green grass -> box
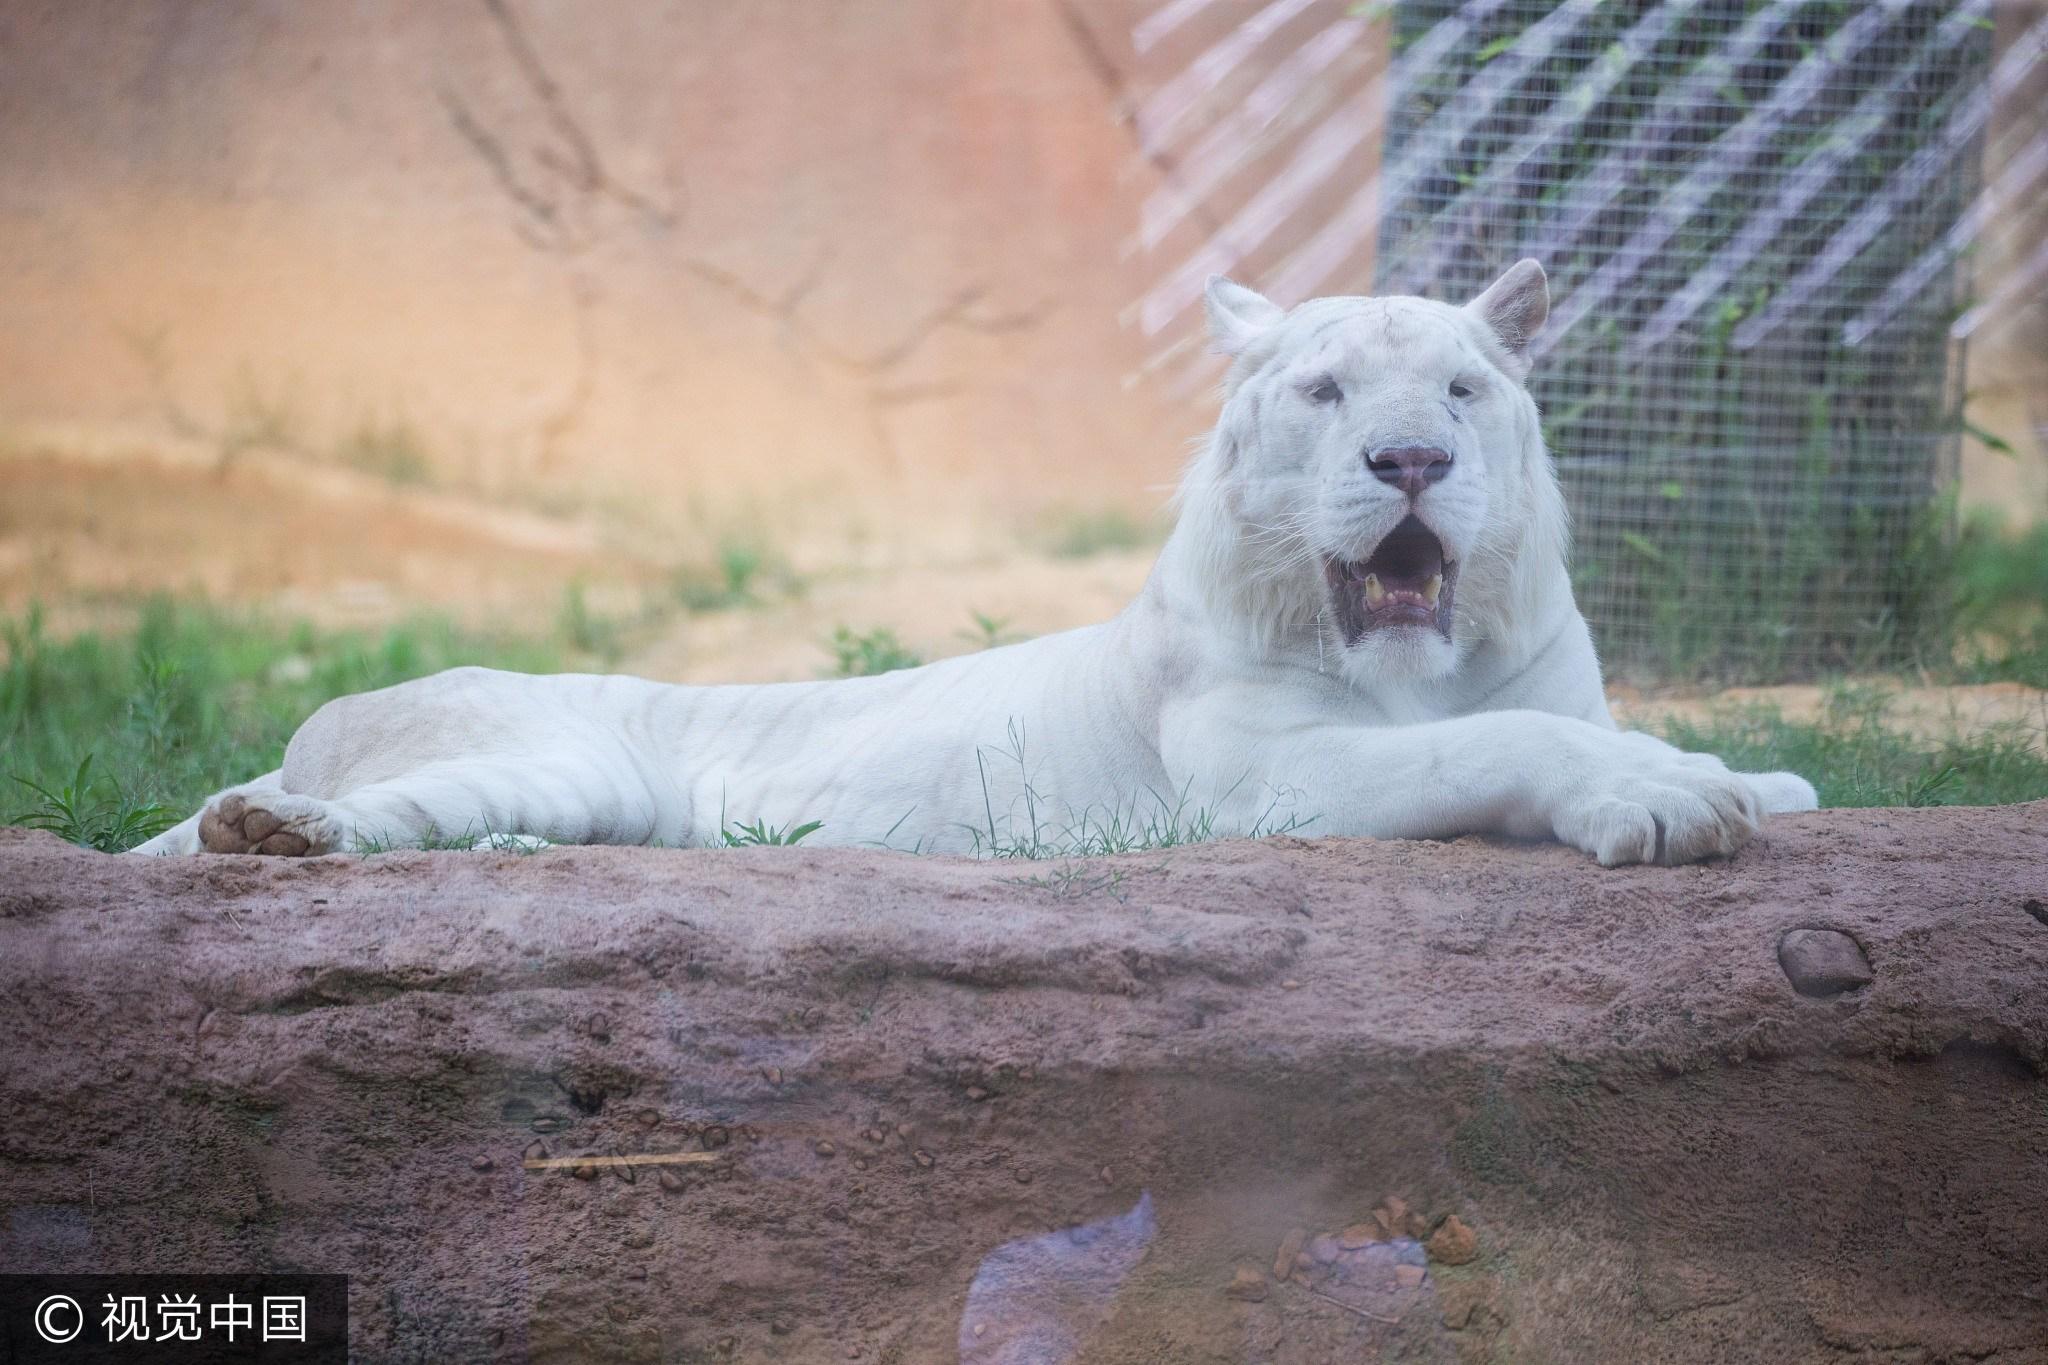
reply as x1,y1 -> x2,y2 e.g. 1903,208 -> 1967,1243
671,535 -> 800,613
2,598 -> 570,851
824,625 -> 923,678
1656,684 -> 2048,809
1946,517 -> 2048,688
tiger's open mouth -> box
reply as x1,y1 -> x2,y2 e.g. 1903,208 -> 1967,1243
1325,515 -> 1458,643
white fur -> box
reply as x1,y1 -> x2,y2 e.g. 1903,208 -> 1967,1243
135,263 -> 1816,866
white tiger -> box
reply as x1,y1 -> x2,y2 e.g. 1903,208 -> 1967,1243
135,261 -> 1816,865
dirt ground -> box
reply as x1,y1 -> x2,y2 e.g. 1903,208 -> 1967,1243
2,804 -> 2044,1363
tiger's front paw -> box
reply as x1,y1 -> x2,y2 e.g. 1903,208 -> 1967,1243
1553,747 -> 1762,867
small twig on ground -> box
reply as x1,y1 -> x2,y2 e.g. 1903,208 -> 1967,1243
1297,1282 -> 1402,1325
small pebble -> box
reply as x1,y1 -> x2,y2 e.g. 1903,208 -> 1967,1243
965,1085 -> 990,1102
762,1067 -> 783,1085
1273,1227 -> 1307,1282
1280,979 -> 1302,990
658,1168 -> 686,1193
896,1123 -> 913,1138
1778,928 -> 1873,997
864,1127 -> 886,1144
571,1161 -> 600,1182
1396,1264 -> 1426,1289
814,1140 -> 837,1157
635,1108 -> 662,1128
471,1154 -> 495,1172
1426,1215 -> 1478,1266
770,1318 -> 793,1336
624,1266 -> 647,1281
522,1141 -> 549,1164
585,1012 -> 611,1042
531,1116 -> 565,1135
1309,1234 -> 1342,1263
701,1125 -> 731,1151
853,1159 -> 869,1172
1338,1223 -> 1379,1249
1224,1267 -> 1268,1302
913,1149 -> 936,1169
1098,1166 -> 1114,1185
1014,1169 -> 1033,1184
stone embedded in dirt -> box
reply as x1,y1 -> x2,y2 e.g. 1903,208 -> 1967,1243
522,1140 -> 548,1164
657,1168 -> 685,1193
814,1139 -> 837,1157
913,1148 -> 935,1169
863,1127 -> 886,1143
1309,1234 -> 1342,1263
470,1154 -> 494,1172
585,1011 -> 612,1043
571,1159 -> 600,1181
1778,929 -> 1874,997
1427,1215 -> 1479,1266
634,1107 -> 661,1128
1339,1223 -> 1380,1249
530,1116 -> 565,1135
1396,1263 -> 1427,1289
701,1125 -> 730,1150
1014,1169 -> 1033,1184
1274,1227 -> 1307,1281
1224,1266 -> 1268,1301
762,1066 -> 783,1085
1374,1196 -> 1408,1234
965,1085 -> 990,1101
854,1159 -> 869,1172
1098,1166 -> 1114,1184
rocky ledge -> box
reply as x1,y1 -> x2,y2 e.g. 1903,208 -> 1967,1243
2,805 -> 2045,1363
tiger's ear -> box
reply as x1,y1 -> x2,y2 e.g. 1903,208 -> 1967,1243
1204,275 -> 1284,357
1466,258 -> 1548,376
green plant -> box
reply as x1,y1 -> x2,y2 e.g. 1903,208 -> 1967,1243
11,756 -> 174,852
958,610 -> 1025,650
1944,515 -> 2048,687
719,818 -> 824,847
556,583 -> 626,662
672,536 -> 797,612
825,625 -> 923,678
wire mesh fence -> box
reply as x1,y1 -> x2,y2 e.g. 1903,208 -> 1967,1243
1372,0 -> 1998,681
1127,0 -> 2041,683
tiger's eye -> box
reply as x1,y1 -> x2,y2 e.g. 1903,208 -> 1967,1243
1307,378 -> 1341,404
1449,381 -> 1474,400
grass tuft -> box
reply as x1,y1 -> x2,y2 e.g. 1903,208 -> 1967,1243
825,625 -> 923,678
1656,684 -> 2048,809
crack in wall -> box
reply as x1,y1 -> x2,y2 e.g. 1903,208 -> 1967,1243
437,0 -> 680,470
682,257 -> 1051,477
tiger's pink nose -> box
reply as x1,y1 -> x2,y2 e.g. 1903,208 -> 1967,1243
1367,445 -> 1453,497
